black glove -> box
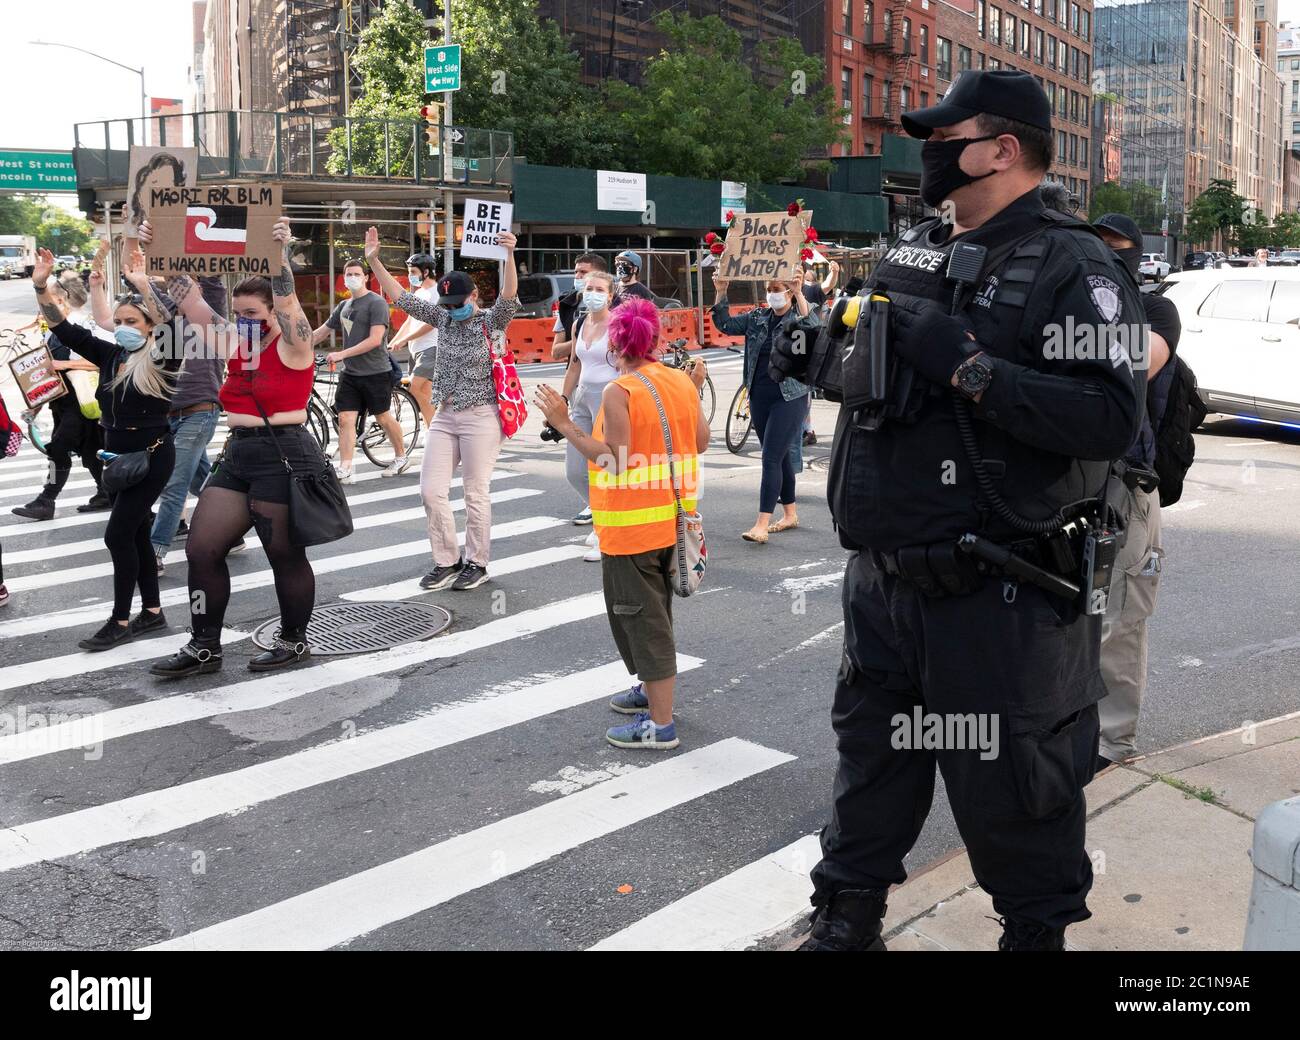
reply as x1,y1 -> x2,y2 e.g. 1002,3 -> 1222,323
768,311 -> 819,383
889,298 -> 977,387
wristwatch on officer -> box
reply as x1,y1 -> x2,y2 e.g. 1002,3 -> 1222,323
954,351 -> 995,399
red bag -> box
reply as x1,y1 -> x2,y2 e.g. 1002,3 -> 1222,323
0,393 -> 22,458
486,324 -> 527,438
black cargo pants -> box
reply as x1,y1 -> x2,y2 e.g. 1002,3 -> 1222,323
810,550 -> 1105,930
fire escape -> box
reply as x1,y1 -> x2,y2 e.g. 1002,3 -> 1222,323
862,0 -> 914,132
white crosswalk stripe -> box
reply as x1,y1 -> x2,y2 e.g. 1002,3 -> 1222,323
146,739 -> 793,951
0,656 -> 704,873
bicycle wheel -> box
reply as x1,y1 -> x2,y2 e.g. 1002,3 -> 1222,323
725,383 -> 753,454
699,375 -> 716,425
360,386 -> 422,468
23,414 -> 51,456
306,398 -> 332,455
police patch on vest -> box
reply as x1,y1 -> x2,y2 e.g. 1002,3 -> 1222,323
1086,275 -> 1123,323
884,244 -> 947,273
973,275 -> 998,309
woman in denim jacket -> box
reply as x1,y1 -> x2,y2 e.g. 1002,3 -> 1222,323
710,276 -> 814,543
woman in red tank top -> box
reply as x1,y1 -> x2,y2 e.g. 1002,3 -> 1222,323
146,217 -> 330,678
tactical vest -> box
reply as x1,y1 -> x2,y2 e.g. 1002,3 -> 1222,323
828,207 -> 1136,552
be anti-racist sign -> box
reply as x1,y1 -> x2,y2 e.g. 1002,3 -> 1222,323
459,198 -> 512,262
8,344 -> 67,409
146,184 -> 283,276
717,210 -> 812,281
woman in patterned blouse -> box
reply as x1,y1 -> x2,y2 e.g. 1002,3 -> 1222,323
364,226 -> 519,592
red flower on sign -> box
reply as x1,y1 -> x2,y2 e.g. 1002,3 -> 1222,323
704,232 -> 717,245
799,247 -> 813,261
724,210 -> 735,223
805,226 -> 819,243
710,242 -> 725,255
787,202 -> 801,216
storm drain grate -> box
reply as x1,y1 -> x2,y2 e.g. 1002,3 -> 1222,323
251,602 -> 453,656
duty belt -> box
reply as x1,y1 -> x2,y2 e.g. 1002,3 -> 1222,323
868,535 -> 1078,602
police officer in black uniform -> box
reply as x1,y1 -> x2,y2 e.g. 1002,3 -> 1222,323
789,71 -> 1146,951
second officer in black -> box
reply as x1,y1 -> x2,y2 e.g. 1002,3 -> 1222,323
793,71 -> 1146,950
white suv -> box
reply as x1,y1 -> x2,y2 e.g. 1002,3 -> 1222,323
1138,253 -> 1171,282
1159,268 -> 1300,426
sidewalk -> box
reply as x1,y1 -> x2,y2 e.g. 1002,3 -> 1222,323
780,712 -> 1300,951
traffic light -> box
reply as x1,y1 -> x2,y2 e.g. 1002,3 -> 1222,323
421,103 -> 442,156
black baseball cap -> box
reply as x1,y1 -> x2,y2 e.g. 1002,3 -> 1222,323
901,70 -> 1053,139
436,270 -> 475,306
1092,213 -> 1143,248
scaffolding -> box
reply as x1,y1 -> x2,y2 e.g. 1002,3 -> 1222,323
283,0 -> 383,116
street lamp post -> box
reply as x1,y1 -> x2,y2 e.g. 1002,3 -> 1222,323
29,39 -> 147,131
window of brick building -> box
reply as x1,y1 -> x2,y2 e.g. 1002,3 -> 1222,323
1048,36 -> 1056,68
978,0 -> 986,37
1021,22 -> 1030,56
1005,13 -> 1015,49
990,6 -> 1000,44
865,1 -> 874,43
864,72 -> 874,115
843,0 -> 853,34
959,45 -> 972,71
938,37 -> 953,80
903,17 -> 913,53
921,24 -> 929,63
1034,27 -> 1043,62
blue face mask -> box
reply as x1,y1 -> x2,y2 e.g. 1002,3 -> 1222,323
582,290 -> 609,312
449,302 -> 474,321
236,316 -> 267,341
114,326 -> 148,351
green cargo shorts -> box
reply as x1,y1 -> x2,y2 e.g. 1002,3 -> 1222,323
601,546 -> 678,682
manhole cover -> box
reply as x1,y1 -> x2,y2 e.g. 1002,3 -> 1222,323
807,455 -> 831,472
251,602 -> 452,656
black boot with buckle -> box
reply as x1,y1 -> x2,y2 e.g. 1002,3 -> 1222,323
150,632 -> 223,678
797,888 -> 889,951
248,628 -> 312,673
997,916 -> 1067,951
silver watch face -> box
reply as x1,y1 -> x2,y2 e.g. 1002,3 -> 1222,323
959,359 -> 990,393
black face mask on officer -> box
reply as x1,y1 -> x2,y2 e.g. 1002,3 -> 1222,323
919,134 -> 997,208
1112,245 -> 1142,278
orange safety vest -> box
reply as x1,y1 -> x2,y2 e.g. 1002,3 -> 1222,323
589,362 -> 701,555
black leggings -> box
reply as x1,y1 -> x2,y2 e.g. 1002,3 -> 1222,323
103,431 -> 174,621
43,408 -> 103,500
186,486 -> 315,640
749,376 -> 805,514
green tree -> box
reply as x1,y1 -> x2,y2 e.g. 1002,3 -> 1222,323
608,12 -> 846,186
452,0 -> 627,169
326,0 -> 428,178
1185,178 -> 1247,249
1088,181 -> 1132,220
0,195 -> 46,235
36,210 -> 94,255
1271,210 -> 1300,248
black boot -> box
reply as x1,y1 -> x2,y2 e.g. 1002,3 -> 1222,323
12,495 -> 56,521
77,491 -> 112,513
129,608 -> 168,637
150,633 -> 223,678
248,628 -> 312,673
797,888 -> 889,951
997,916 -> 1067,951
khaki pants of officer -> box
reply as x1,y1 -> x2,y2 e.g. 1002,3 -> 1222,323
1099,486 -> 1163,762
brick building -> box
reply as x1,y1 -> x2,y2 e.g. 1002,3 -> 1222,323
936,0 -> 1095,205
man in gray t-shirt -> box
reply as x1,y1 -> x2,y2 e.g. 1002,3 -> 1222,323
310,258 -> 409,478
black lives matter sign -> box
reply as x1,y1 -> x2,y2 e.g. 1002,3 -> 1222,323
146,184 -> 283,276
717,211 -> 812,281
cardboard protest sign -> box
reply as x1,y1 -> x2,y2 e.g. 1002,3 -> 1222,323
460,198 -> 512,261
145,184 -> 283,277
717,210 -> 813,281
125,146 -> 198,237
8,345 -> 67,409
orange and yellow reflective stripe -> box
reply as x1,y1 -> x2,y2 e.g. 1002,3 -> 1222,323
589,455 -> 699,490
590,499 -> 698,527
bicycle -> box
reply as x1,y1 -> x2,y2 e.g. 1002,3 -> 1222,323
660,338 -> 716,425
307,356 -> 422,468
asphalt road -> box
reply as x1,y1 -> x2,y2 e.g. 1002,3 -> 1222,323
0,274 -> 1297,950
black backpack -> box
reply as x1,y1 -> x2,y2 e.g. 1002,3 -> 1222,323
1151,355 -> 1207,507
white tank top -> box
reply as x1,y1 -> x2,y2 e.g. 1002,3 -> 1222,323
574,319 -> 619,386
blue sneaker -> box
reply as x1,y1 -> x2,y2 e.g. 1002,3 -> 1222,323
606,711 -> 679,750
610,682 -> 649,715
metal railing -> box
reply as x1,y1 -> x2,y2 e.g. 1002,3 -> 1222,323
72,110 -> 514,190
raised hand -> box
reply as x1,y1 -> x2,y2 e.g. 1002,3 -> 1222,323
364,226 -> 380,261
136,220 -> 154,245
272,217 -> 292,244
33,248 -> 55,287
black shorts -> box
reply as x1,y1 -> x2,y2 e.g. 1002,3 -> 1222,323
205,425 -> 325,504
336,371 -> 393,417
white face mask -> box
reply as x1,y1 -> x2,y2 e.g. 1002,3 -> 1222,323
766,291 -> 790,310
573,275 -> 587,293
344,275 -> 366,292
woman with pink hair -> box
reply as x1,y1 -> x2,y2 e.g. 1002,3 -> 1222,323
535,298 -> 711,749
